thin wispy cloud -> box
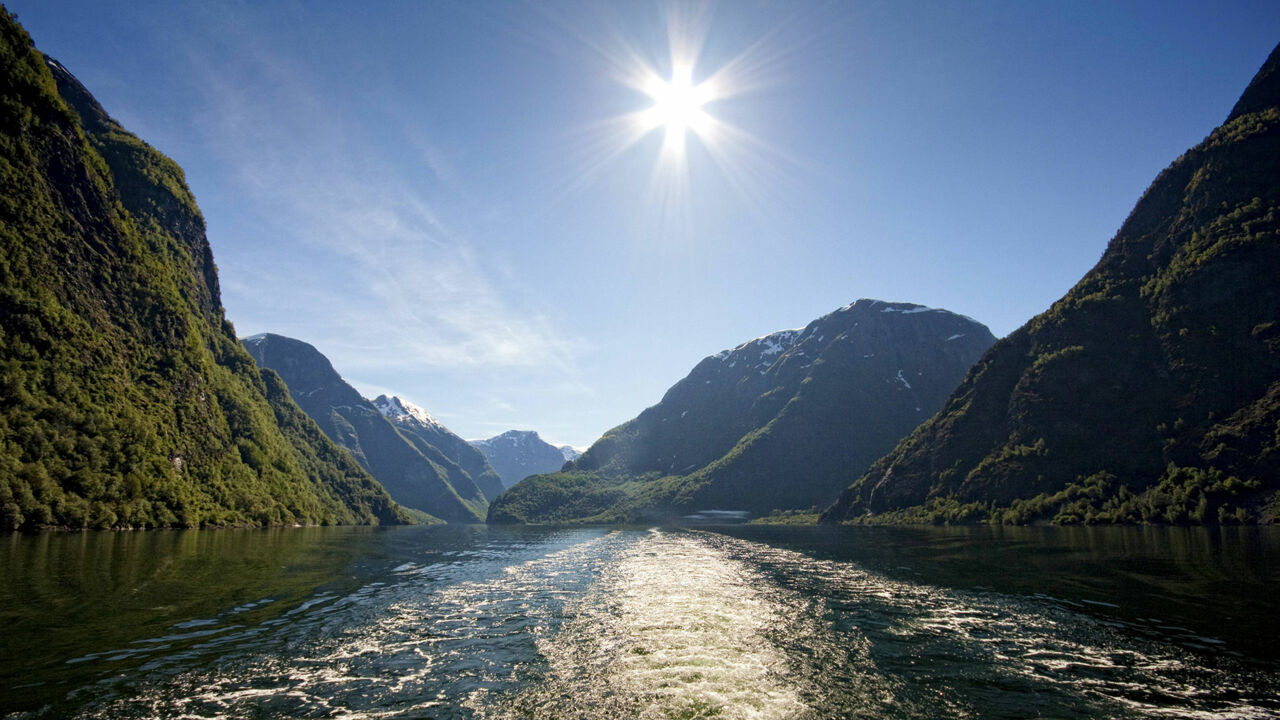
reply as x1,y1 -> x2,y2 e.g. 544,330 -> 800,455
171,10 -> 584,377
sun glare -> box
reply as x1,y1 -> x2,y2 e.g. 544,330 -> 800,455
641,68 -> 714,153
548,3 -> 799,216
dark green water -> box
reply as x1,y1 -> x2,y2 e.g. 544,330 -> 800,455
1,524 -> 1277,718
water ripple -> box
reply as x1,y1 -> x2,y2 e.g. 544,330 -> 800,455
27,527 -> 1280,720
702,530 -> 1280,719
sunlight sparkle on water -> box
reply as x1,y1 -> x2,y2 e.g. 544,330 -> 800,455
517,530 -> 809,719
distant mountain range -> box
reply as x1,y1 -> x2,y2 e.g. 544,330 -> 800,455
471,430 -> 573,488
0,15 -> 406,530
824,43 -> 1280,525
488,300 -> 995,523
243,334 -> 500,523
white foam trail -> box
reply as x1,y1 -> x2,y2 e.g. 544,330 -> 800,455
69,528 -> 1280,719
506,530 -> 808,719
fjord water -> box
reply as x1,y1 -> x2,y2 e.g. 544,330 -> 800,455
2,525 -> 1278,719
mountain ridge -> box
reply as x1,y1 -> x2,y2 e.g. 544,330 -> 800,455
373,394 -> 506,502
824,43 -> 1280,525
488,299 -> 995,523
471,430 -> 572,489
242,333 -> 488,523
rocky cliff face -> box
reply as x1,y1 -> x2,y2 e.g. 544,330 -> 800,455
488,300 -> 994,523
825,44 -> 1280,525
471,430 -> 570,488
0,12 -> 405,530
243,334 -> 487,523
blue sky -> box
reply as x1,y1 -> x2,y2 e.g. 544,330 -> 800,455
10,1 -> 1279,448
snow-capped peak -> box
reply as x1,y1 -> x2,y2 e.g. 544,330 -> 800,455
372,394 -> 440,429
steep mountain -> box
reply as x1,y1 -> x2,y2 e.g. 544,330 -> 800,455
0,13 -> 407,529
559,445 -> 583,462
371,394 -> 505,501
242,334 -> 486,523
488,300 -> 994,523
824,44 -> 1280,526
472,430 -> 572,488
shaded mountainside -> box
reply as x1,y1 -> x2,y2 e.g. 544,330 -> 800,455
372,394 -> 505,502
242,334 -> 487,522
489,300 -> 994,523
825,44 -> 1280,526
0,13 -> 407,530
471,430 -> 571,488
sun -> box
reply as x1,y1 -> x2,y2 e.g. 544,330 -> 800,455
555,3 -> 793,207
642,68 -> 713,137
639,67 -> 716,157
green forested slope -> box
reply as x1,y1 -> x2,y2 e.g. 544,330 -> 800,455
824,44 -> 1280,526
0,11 -> 407,529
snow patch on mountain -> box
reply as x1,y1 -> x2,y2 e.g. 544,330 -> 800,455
833,298 -> 982,326
372,394 -> 441,429
711,327 -> 804,370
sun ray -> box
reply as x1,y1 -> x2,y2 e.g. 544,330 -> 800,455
516,2 -> 844,227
